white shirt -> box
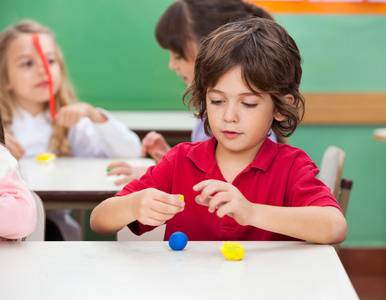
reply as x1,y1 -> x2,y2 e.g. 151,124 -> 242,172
10,107 -> 141,158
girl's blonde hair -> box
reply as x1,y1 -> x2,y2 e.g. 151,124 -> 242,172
0,20 -> 78,156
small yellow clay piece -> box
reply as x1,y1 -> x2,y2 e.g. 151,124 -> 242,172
36,153 -> 56,163
220,242 -> 244,261
179,195 -> 184,201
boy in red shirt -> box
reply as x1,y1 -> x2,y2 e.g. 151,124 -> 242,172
91,18 -> 347,244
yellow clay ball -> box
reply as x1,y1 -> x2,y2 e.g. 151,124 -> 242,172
220,242 -> 244,261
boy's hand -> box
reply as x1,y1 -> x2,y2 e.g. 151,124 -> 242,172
106,160 -> 147,185
56,103 -> 107,128
131,188 -> 185,226
141,131 -> 171,162
193,180 -> 252,226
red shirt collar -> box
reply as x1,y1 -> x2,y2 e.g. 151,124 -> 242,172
187,137 -> 278,173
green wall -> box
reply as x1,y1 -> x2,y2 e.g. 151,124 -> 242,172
1,1 -> 385,246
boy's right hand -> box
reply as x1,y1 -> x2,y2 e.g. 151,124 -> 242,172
141,131 -> 171,162
131,188 -> 185,226
4,132 -> 25,160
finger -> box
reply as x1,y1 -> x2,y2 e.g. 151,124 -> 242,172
138,199 -> 184,226
195,194 -> 212,207
107,167 -> 132,176
151,150 -> 165,162
151,199 -> 184,215
216,202 -> 232,219
193,179 -> 221,192
114,177 -> 132,186
207,192 -> 230,213
194,180 -> 228,205
107,160 -> 130,169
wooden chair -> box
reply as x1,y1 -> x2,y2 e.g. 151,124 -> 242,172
24,192 -> 46,241
333,178 -> 353,252
319,146 -> 353,252
337,178 -> 353,218
318,146 -> 346,199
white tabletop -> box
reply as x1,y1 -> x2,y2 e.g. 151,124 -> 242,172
111,110 -> 196,131
0,241 -> 358,300
18,157 -> 155,210
374,128 -> 386,142
19,157 -> 154,192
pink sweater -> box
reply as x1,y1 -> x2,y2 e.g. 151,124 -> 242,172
0,146 -> 36,240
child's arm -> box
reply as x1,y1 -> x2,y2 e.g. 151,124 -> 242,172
0,169 -> 36,239
141,131 -> 171,162
106,161 -> 147,185
194,180 -> 347,244
90,188 -> 185,236
4,132 -> 25,160
61,102 -> 141,158
56,102 -> 107,128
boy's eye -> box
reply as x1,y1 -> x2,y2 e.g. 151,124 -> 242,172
210,100 -> 223,105
47,58 -> 56,65
242,102 -> 257,108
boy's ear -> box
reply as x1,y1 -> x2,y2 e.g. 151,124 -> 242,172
274,94 -> 294,122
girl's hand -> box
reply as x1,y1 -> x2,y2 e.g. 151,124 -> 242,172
141,131 -> 171,162
193,180 -> 252,226
131,188 -> 185,226
4,132 -> 25,159
56,102 -> 107,128
106,160 -> 147,185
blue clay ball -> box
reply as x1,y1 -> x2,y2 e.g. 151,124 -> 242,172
168,232 -> 188,250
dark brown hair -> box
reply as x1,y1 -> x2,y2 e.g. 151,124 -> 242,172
185,18 -> 305,139
155,0 -> 273,60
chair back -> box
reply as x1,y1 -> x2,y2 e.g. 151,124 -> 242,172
333,178 -> 353,252
337,178 -> 353,217
319,146 -> 346,198
24,192 -> 46,241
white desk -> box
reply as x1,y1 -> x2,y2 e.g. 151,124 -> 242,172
111,111 -> 195,145
111,110 -> 195,131
373,128 -> 386,142
0,241 -> 358,300
19,157 -> 155,210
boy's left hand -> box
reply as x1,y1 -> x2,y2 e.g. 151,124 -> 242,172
193,180 -> 252,226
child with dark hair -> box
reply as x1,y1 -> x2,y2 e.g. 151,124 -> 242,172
107,0 -> 275,184
91,18 -> 347,244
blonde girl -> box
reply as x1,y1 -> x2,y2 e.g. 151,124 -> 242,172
0,20 -> 141,240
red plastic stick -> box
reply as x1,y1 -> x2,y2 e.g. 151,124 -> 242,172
32,34 -> 56,120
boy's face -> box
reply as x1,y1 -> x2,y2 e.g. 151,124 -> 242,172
206,66 -> 282,159
6,33 -> 62,114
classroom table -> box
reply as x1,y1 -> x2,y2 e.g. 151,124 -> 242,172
0,241 -> 358,300
19,157 -> 155,210
373,128 -> 386,142
18,157 -> 155,237
111,110 -> 195,145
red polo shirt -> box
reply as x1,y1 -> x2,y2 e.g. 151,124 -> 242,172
117,138 -> 341,241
